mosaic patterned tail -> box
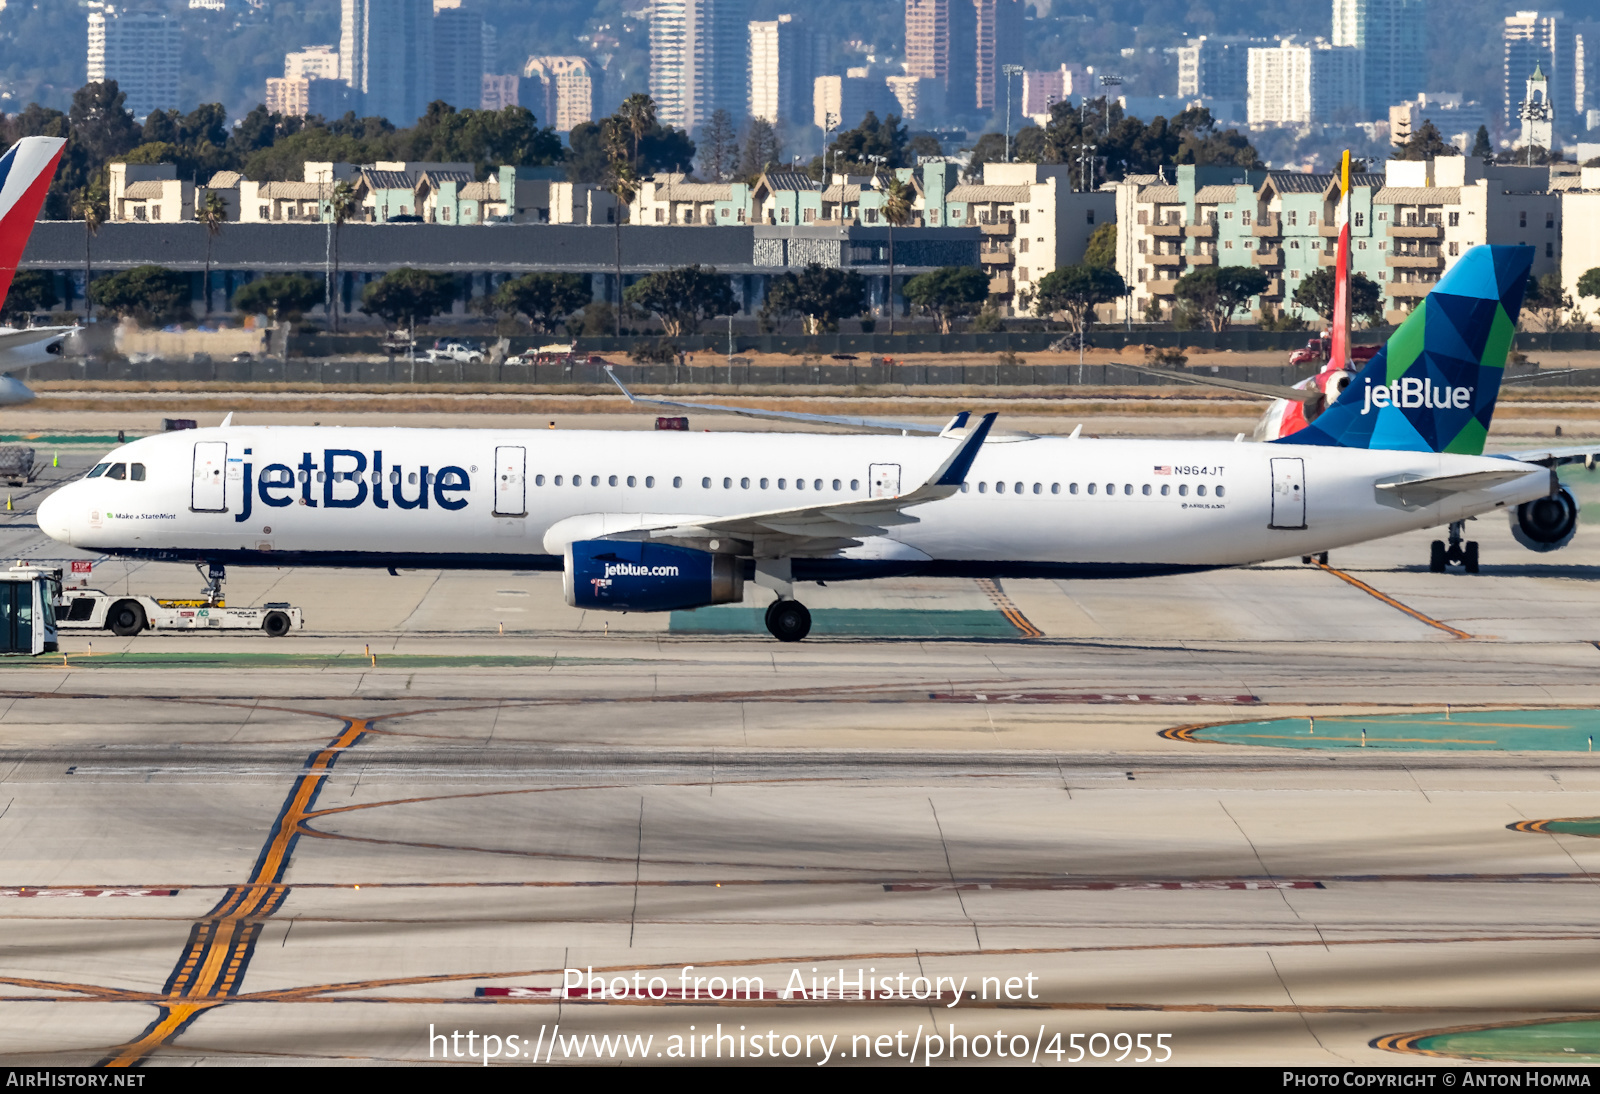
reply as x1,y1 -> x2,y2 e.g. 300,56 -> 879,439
1276,244 -> 1535,454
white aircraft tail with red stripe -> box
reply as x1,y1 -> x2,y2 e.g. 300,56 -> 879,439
0,136 -> 67,309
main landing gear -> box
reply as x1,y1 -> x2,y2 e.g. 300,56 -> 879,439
1430,521 -> 1479,574
764,598 -> 812,642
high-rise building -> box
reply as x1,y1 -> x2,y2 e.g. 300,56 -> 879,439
341,0 -> 434,126
814,72 -> 889,132
86,6 -> 180,121
973,0 -> 1023,114
1020,65 -> 1088,117
1331,0 -> 1425,120
650,0 -> 751,135
1247,38 -> 1363,125
904,0 -> 975,118
433,6 -> 483,110
285,45 -> 340,81
1177,36 -> 1253,101
749,15 -> 818,128
524,56 -> 597,132
1504,11 -> 1579,131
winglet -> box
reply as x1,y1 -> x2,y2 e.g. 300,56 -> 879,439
933,412 -> 997,487
220,412 -> 234,427
604,365 -> 636,402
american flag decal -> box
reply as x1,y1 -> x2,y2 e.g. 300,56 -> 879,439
1154,465 -> 1172,475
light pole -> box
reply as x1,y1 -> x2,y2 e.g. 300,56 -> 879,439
1070,141 -> 1097,192
824,112 -> 839,180
1098,74 -> 1122,138
1002,64 -> 1024,162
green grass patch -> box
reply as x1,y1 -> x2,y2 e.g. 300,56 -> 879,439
1409,1019 -> 1600,1062
3,651 -> 624,669
1186,709 -> 1600,752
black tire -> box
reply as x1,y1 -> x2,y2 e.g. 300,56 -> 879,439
766,600 -> 812,642
764,599 -> 780,631
261,610 -> 292,638
1429,541 -> 1448,573
108,600 -> 146,636
1463,541 -> 1480,574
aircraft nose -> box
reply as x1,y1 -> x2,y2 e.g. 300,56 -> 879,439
37,487 -> 72,546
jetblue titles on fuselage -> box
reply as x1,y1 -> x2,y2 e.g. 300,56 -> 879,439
235,448 -> 472,523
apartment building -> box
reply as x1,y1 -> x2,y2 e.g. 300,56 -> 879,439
1114,158 -> 1563,325
87,6 -> 180,121
904,0 -> 975,118
1331,0 -> 1425,121
107,163 -> 193,223
941,162 -> 1113,314
633,174 -> 755,225
650,0 -> 750,133
1247,38 -> 1363,126
973,0 -> 1023,114
523,57 -> 597,132
749,15 -> 819,129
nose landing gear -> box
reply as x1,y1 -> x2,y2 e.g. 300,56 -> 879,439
1429,521 -> 1479,574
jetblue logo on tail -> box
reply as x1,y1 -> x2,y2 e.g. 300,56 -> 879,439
1360,378 -> 1472,414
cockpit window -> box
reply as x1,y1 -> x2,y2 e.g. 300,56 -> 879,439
130,463 -> 146,481
106,463 -> 127,480
86,463 -> 109,478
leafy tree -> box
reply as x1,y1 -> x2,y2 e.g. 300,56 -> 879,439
623,264 -> 736,337
738,117 -> 782,179
901,266 -> 990,333
1472,124 -> 1493,159
233,273 -> 324,323
1576,267 -> 1600,301
1173,265 -> 1270,332
1028,98 -> 1262,182
963,132 -> 1009,179
698,109 -> 739,182
196,190 -> 227,316
1524,272 -> 1577,331
1,270 -> 58,323
1084,222 -> 1117,270
821,111 -> 910,175
1392,119 -> 1460,160
908,133 -> 943,159
492,272 -> 592,334
360,268 -> 456,337
565,110 -> 694,184
1291,267 -> 1384,327
1031,265 -> 1127,337
766,264 -> 866,334
398,102 -> 563,176
89,265 -> 191,326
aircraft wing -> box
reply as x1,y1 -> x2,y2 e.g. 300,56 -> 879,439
1113,362 -> 1318,402
0,326 -> 72,353
1488,445 -> 1600,469
1375,466 -> 1543,507
587,412 -> 996,557
605,365 -> 960,435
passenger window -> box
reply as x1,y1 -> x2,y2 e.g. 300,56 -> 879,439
1086,483 -> 1096,494
317,472 -> 325,483
760,477 -> 769,489
1105,483 -> 1114,495
1051,483 -> 1060,494
131,464 -> 146,481
1178,484 -> 1188,496
87,463 -> 109,478
702,477 -> 712,488
645,476 -> 655,487
370,471 -> 381,484
960,482 -> 969,492
813,479 -> 822,491
626,475 -> 636,487
554,475 -> 563,485
299,469 -> 308,482
572,474 -> 581,486
535,475 -> 545,486
1124,484 -> 1132,495
609,475 -> 618,486
741,477 -> 750,489
851,479 -> 859,490
390,470 -> 400,484
996,482 -> 1005,494
409,472 -> 419,485
1161,484 -> 1170,496
778,478 -> 787,489
427,473 -> 436,485
1141,484 -> 1151,496
1068,483 -> 1077,494
722,477 -> 731,489
1197,484 -> 1207,496
590,475 -> 599,486
1216,485 -> 1225,498
1032,483 -> 1041,494
1014,482 -> 1023,494
673,476 -> 682,487
832,479 -> 840,491
796,479 -> 806,491
979,482 -> 988,493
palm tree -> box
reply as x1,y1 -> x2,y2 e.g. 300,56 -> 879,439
195,191 -> 227,316
327,180 -> 359,333
881,176 -> 914,335
72,185 -> 107,321
602,118 -> 640,337
616,93 -> 656,171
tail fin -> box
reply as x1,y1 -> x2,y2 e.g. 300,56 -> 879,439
0,137 -> 67,309
1328,149 -> 1353,370
1275,244 -> 1534,454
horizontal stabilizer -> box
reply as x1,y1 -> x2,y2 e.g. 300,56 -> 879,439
1375,466 -> 1541,508
1117,362 -> 1319,403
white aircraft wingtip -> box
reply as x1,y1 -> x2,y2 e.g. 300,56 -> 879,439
220,412 -> 234,427
1068,424 -> 1082,440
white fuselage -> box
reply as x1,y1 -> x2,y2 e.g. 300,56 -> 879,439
37,425 -> 1553,579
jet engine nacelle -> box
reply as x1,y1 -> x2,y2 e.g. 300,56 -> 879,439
563,539 -> 744,612
1510,486 -> 1580,552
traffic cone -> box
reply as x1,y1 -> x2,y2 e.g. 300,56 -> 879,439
52,452 -> 57,468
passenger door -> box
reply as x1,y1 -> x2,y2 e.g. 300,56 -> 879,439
1269,457 -> 1306,529
493,445 -> 526,516
191,441 -> 227,512
869,463 -> 902,499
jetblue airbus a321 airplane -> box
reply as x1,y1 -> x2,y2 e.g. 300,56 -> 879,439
36,245 -> 1595,640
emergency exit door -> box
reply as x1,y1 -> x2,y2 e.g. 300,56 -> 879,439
191,441 -> 227,512
1269,457 -> 1306,529
869,463 -> 901,498
493,445 -> 526,515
